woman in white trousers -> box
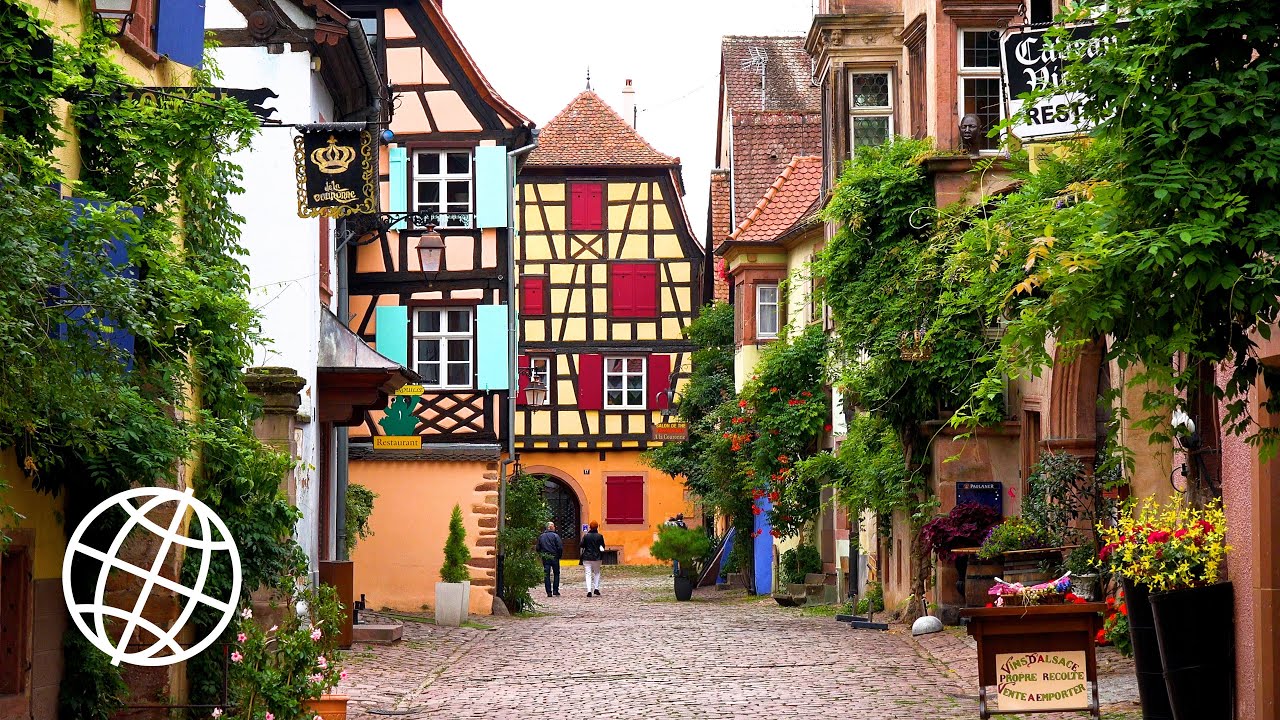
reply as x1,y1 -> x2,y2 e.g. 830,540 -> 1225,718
580,520 -> 606,596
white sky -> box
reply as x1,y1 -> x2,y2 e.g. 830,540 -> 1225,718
444,0 -> 817,241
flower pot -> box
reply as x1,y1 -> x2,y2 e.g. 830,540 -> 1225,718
1070,573 -> 1100,602
1121,578 -> 1174,720
673,575 -> 694,601
1149,582 -> 1235,720
305,693 -> 349,720
434,580 -> 471,627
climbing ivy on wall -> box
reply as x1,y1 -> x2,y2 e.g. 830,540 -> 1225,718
0,0 -> 303,713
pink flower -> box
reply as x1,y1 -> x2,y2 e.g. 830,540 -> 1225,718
316,655 -> 328,669
268,625 -> 278,633
236,632 -> 246,643
240,607 -> 253,620
210,710 -> 223,719
230,651 -> 243,663
309,673 -> 324,683
265,714 -> 275,720
310,627 -> 322,641
340,671 -> 349,680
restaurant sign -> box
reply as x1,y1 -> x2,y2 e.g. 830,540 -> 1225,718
1000,21 -> 1128,140
294,126 -> 377,218
995,650 -> 1090,711
653,422 -> 689,442
373,436 -> 423,450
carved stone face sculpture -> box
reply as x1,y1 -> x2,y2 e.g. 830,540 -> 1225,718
959,114 -> 981,152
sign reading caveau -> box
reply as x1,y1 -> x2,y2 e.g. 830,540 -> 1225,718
294,126 -> 377,218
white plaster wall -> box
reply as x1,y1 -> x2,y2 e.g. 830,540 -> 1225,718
211,39 -> 333,576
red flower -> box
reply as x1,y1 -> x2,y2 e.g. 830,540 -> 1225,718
985,602 -> 994,608
1174,528 -> 1188,540
751,489 -> 764,499
1065,592 -> 1078,602
1106,597 -> 1115,609
770,529 -> 781,538
823,424 -> 833,432
770,387 -> 780,393
752,505 -> 762,515
1118,603 -> 1127,616
768,491 -> 780,503
1099,543 -> 1115,562
778,454 -> 790,465
801,391 -> 812,398
1147,530 -> 1171,544
1197,520 -> 1215,534
1095,629 -> 1106,644
739,399 -> 748,408
788,398 -> 801,406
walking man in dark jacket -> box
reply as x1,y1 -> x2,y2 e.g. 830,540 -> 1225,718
536,522 -> 563,597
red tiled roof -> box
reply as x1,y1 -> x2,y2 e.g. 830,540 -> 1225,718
720,36 -> 822,114
526,91 -> 678,167
731,112 -> 822,227
729,156 -> 822,244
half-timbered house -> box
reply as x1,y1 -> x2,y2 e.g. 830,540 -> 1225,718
515,90 -> 703,563
335,0 -> 535,615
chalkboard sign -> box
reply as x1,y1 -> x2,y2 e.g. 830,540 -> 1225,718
957,481 -> 1003,516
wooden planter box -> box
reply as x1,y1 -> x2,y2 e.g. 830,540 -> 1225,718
959,603 -> 1105,719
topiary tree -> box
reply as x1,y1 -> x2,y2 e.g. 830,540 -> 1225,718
649,525 -> 712,579
440,504 -> 471,583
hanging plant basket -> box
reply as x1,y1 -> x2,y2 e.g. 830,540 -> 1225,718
899,328 -> 933,361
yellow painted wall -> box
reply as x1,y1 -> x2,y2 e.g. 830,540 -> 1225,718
1,450 -> 66,581
519,450 -> 695,565
350,460 -> 498,615
784,234 -> 823,330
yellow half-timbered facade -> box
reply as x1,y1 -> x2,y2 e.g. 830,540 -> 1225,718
515,90 -> 703,562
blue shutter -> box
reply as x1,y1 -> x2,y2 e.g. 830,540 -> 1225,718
475,304 -> 509,390
65,199 -> 141,367
474,145 -> 509,228
156,0 -> 207,69
374,306 -> 408,366
389,147 -> 408,230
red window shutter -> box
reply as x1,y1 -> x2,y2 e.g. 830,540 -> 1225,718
516,355 -> 531,406
635,263 -> 658,317
647,354 -> 671,411
606,476 -> 645,525
570,183 -> 603,231
610,263 -> 658,318
521,277 -> 546,315
577,353 -> 603,410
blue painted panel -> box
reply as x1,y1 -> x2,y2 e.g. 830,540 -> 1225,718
388,147 -> 408,230
64,199 -> 141,368
474,145 -> 509,228
374,306 -> 408,366
753,497 -> 773,595
475,304 -> 509,390
156,0 -> 207,68
717,527 -> 736,583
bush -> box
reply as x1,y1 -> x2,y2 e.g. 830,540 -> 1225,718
920,502 -> 1002,561
650,525 -> 712,579
343,483 -> 377,555
856,581 -> 885,614
440,504 -> 471,583
779,543 -> 822,585
977,516 -> 1050,560
499,472 -> 549,613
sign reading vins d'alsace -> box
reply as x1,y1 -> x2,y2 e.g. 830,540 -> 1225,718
995,650 -> 1091,712
294,127 -> 377,218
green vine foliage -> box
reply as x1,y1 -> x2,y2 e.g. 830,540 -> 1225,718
499,471 -> 549,613
344,483 -> 378,555
958,0 -> 1280,454
0,1 -> 303,711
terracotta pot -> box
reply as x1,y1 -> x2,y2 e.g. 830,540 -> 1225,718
305,693 -> 349,720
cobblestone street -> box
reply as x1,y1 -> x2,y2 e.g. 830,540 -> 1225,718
337,567 -> 1141,719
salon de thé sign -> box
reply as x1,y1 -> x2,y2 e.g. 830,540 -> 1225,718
1000,20 -> 1128,141
294,126 -> 377,218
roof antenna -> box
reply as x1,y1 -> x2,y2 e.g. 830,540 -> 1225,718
742,47 -> 768,111
586,66 -> 592,91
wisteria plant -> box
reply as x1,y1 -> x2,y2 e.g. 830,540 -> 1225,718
219,581 -> 347,720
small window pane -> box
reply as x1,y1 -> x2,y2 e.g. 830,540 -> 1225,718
627,390 -> 643,406
963,31 -> 1001,68
447,310 -> 470,333
446,152 -> 469,174
608,358 -> 623,373
418,153 -> 440,175
447,363 -> 469,386
963,78 -> 1002,150
626,358 -> 643,373
446,181 -> 469,204
852,117 -> 891,148
758,286 -> 778,304
447,338 -> 469,360
607,376 -> 623,390
626,375 -> 643,390
417,339 -> 439,362
607,390 -> 624,406
419,182 -> 440,204
419,364 -> 440,385
849,73 -> 890,108
416,310 -> 440,333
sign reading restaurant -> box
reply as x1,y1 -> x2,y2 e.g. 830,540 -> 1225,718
1000,20 -> 1128,141
294,124 -> 377,218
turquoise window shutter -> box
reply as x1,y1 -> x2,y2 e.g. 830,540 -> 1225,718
374,306 -> 408,366
476,304 -> 510,390
389,147 -> 408,230
474,145 -> 509,228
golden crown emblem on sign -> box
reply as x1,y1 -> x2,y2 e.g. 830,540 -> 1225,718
310,135 -> 356,174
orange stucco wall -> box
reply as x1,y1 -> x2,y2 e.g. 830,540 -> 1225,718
520,450 -> 695,565
349,459 -> 499,615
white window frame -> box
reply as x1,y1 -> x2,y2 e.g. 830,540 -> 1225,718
756,284 -> 780,340
957,29 -> 1005,154
412,307 -> 474,389
412,149 -> 473,228
604,356 -> 647,409
529,355 -> 553,406
847,69 -> 895,154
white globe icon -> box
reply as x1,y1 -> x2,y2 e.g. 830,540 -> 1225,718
62,486 -> 242,667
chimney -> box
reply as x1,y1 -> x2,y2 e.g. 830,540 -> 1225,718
623,78 -> 636,128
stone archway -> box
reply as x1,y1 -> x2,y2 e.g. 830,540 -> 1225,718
1045,339 -> 1106,467
521,465 -> 588,560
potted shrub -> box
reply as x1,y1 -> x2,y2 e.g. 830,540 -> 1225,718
649,525 -> 711,601
1099,496 -> 1231,720
222,581 -> 349,720
920,502 -> 1002,606
436,504 -> 471,626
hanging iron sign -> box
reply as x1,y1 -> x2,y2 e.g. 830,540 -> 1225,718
1000,20 -> 1128,141
294,125 -> 377,218
121,87 -> 279,121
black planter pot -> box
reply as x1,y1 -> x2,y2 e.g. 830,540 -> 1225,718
674,575 -> 694,601
1149,582 -> 1235,720
1122,578 -> 1174,720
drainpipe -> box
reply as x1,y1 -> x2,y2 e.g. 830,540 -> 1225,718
497,135 -> 538,601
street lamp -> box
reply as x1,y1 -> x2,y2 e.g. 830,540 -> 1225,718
415,227 -> 445,276
658,386 -> 681,420
92,0 -> 137,36
524,373 -> 547,407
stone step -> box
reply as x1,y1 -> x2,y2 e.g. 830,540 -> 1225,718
352,623 -> 403,644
